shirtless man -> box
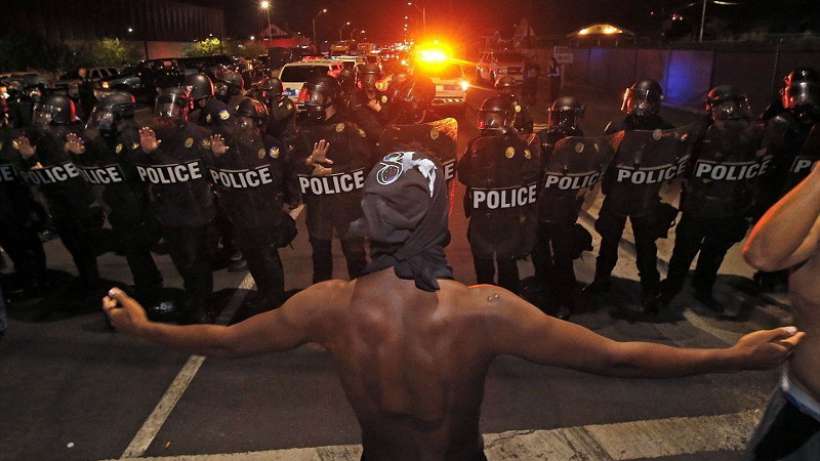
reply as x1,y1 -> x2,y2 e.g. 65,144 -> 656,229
104,151 -> 803,461
743,162 -> 820,460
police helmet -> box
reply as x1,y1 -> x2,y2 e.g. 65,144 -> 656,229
357,63 -> 381,91
35,93 -> 77,126
705,85 -> 751,121
303,75 -> 340,121
154,87 -> 191,120
781,67 -> 819,112
215,69 -> 245,101
547,96 -> 585,131
235,97 -> 269,127
621,79 -> 664,116
89,91 -> 136,134
259,77 -> 284,96
185,74 -> 215,104
339,66 -> 356,92
478,96 -> 515,134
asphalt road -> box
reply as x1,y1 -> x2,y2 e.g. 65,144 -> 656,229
0,80 -> 785,461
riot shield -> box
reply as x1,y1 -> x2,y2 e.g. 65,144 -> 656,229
605,124 -> 697,216
378,117 -> 458,182
790,123 -> 819,184
685,122 -> 770,217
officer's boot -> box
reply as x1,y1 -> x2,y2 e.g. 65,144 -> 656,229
583,277 -> 611,295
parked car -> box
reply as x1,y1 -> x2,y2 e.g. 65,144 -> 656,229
55,67 -> 121,98
476,50 -> 526,85
278,60 -> 344,108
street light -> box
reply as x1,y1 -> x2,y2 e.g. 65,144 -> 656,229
312,8 -> 328,47
339,21 -> 352,41
350,28 -> 366,40
127,27 -> 134,33
260,1 -> 272,39
407,2 -> 426,33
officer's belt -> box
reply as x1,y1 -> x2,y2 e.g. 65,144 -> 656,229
297,168 -> 366,196
469,181 -> 539,211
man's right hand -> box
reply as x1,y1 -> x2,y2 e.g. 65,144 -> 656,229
731,327 -> 805,370
102,288 -> 149,336
139,127 -> 160,153
13,135 -> 36,158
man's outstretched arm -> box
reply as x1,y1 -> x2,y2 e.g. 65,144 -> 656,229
744,163 -> 820,272
483,287 -> 803,378
102,284 -> 341,357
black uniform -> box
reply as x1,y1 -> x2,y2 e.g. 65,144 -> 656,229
17,124 -> 102,290
592,113 -> 678,303
663,119 -> 769,304
0,126 -> 47,293
532,125 -> 585,310
75,123 -> 163,297
291,114 -> 372,282
130,118 -> 215,321
205,100 -> 299,306
458,132 -> 542,293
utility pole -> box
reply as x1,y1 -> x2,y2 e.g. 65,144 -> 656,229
698,0 -> 708,43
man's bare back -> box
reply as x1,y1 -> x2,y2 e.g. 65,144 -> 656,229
103,269 -> 802,461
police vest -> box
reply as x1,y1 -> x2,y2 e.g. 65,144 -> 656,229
21,161 -> 81,185
297,168 -> 366,196
78,163 -> 127,185
790,156 -> 816,177
210,165 -> 276,189
614,155 -> 689,185
692,157 -> 772,182
469,181 -> 538,211
0,163 -> 18,183
135,161 -> 206,185
543,171 -> 601,191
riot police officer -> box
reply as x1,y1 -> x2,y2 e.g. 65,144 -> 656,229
206,98 -> 299,310
349,63 -> 390,143
290,75 -> 372,282
337,66 -> 357,111
69,91 -> 165,305
386,71 -> 437,125
132,87 -> 216,323
586,79 -> 675,314
661,86 -> 767,308
252,77 -> 296,140
458,96 -> 541,293
186,73 -> 216,127
532,97 -> 586,318
214,67 -> 245,107
12,94 -> 102,294
754,67 -> 820,291
496,76 -> 534,134
0,105 -> 47,297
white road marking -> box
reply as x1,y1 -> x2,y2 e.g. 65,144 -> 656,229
106,410 -> 761,461
121,207 -> 305,458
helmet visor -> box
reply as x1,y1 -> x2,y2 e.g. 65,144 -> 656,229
88,108 -> 116,131
154,93 -> 186,119
710,97 -> 751,121
784,82 -> 820,110
478,110 -> 508,131
622,87 -> 662,115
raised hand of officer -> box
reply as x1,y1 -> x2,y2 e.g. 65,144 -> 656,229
367,98 -> 382,113
307,139 -> 334,176
731,327 -> 805,370
102,288 -> 149,335
210,134 -> 229,157
12,135 -> 36,158
64,132 -> 86,155
139,127 -> 161,153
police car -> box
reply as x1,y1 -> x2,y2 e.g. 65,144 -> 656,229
423,63 -> 470,111
278,60 -> 344,106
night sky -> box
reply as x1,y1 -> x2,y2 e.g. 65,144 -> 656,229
189,0 -> 820,42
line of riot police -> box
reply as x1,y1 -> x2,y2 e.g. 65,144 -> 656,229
1,60 -> 817,325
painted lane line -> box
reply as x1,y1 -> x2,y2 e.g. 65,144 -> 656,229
120,275 -> 255,458
121,205 -> 305,458
106,409 -> 761,461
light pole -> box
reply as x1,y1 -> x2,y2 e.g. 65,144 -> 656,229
339,21 -> 352,41
260,0 -> 272,39
407,2 -> 426,34
313,8 -> 328,48
698,0 -> 708,43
